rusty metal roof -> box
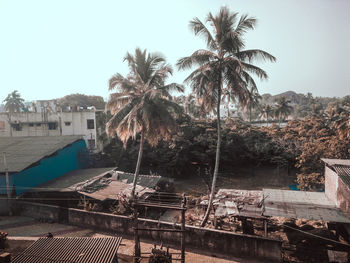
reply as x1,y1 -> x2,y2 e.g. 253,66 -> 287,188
115,171 -> 161,188
263,189 -> 350,223
12,237 -> 122,263
0,136 -> 83,173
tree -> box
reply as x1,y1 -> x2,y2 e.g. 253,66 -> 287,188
57,94 -> 105,111
243,87 -> 261,123
106,48 -> 183,197
3,90 -> 25,113
260,104 -> 274,126
177,7 -> 275,226
274,96 -> 293,126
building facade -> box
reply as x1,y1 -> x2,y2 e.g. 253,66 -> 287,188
323,158 -> 350,215
0,111 -> 100,150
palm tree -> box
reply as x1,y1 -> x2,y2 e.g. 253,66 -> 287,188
260,104 -> 273,126
274,96 -> 293,126
3,90 -> 25,113
106,48 -> 184,197
177,7 -> 275,226
243,87 -> 262,123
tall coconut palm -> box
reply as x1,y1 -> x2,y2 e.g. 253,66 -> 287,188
274,96 -> 293,126
106,48 -> 184,197
3,90 -> 25,113
177,7 -> 275,226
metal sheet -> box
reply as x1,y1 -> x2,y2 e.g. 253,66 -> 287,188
0,136 -> 83,172
12,237 -> 122,263
263,189 -> 350,223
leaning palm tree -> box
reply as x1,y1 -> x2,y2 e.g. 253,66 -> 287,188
177,7 -> 275,226
274,96 -> 293,126
3,90 -> 25,113
106,48 -> 183,197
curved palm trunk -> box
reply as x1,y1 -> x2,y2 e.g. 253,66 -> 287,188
131,130 -> 145,198
201,77 -> 222,227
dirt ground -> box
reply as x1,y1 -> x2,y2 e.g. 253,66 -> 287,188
173,166 -> 296,196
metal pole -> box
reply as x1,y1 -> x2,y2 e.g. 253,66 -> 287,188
3,152 -> 11,199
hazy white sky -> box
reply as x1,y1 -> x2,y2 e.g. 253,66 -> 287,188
1,0 -> 349,101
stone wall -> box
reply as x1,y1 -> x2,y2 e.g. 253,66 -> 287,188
15,201 -> 282,262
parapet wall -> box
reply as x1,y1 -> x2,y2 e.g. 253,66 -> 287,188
15,201 -> 282,262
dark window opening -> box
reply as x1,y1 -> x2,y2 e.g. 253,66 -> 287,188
29,123 -> 34,127
12,124 -> 22,131
48,122 -> 57,130
87,119 -> 94,129
64,122 -> 71,126
36,123 -> 41,127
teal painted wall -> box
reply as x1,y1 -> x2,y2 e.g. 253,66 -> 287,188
0,140 -> 87,195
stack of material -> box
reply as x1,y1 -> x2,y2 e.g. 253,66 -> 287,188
200,189 -> 264,218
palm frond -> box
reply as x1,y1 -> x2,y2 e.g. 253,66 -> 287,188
236,49 -> 276,63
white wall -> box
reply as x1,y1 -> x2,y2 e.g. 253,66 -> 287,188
0,111 -> 98,150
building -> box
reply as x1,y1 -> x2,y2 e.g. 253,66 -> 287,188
323,158 -> 350,215
12,237 -> 122,263
0,136 -> 88,195
0,111 -> 100,151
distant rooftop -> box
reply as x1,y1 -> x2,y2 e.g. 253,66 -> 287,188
0,136 -> 83,173
322,158 -> 350,188
263,189 -> 350,223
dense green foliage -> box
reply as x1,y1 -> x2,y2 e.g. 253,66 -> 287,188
102,118 -> 294,177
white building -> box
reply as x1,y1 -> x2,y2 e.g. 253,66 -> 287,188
0,111 -> 100,151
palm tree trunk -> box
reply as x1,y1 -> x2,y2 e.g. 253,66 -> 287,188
249,105 -> 252,123
131,130 -> 145,198
201,77 -> 222,227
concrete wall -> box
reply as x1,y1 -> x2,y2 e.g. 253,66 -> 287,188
15,201 -> 282,262
325,166 -> 339,206
337,178 -> 350,214
0,199 -> 9,215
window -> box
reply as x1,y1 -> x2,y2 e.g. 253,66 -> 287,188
88,139 -> 95,149
87,119 -> 94,129
29,123 -> 34,127
0,121 -> 4,131
64,122 -> 71,126
48,122 -> 57,130
36,123 -> 41,127
12,124 -> 22,131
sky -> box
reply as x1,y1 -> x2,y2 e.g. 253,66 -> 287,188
1,0 -> 349,101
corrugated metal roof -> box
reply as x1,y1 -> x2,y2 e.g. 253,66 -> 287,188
30,168 -> 115,192
12,237 -> 122,263
115,171 -> 161,188
263,189 -> 350,223
333,165 -> 350,188
322,158 -> 350,167
0,136 -> 83,173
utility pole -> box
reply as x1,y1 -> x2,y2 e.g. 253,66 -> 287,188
2,152 -> 11,199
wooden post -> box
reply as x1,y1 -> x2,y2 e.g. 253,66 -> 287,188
2,153 -> 10,199
133,203 -> 140,263
181,193 -> 186,263
264,219 -> 268,237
